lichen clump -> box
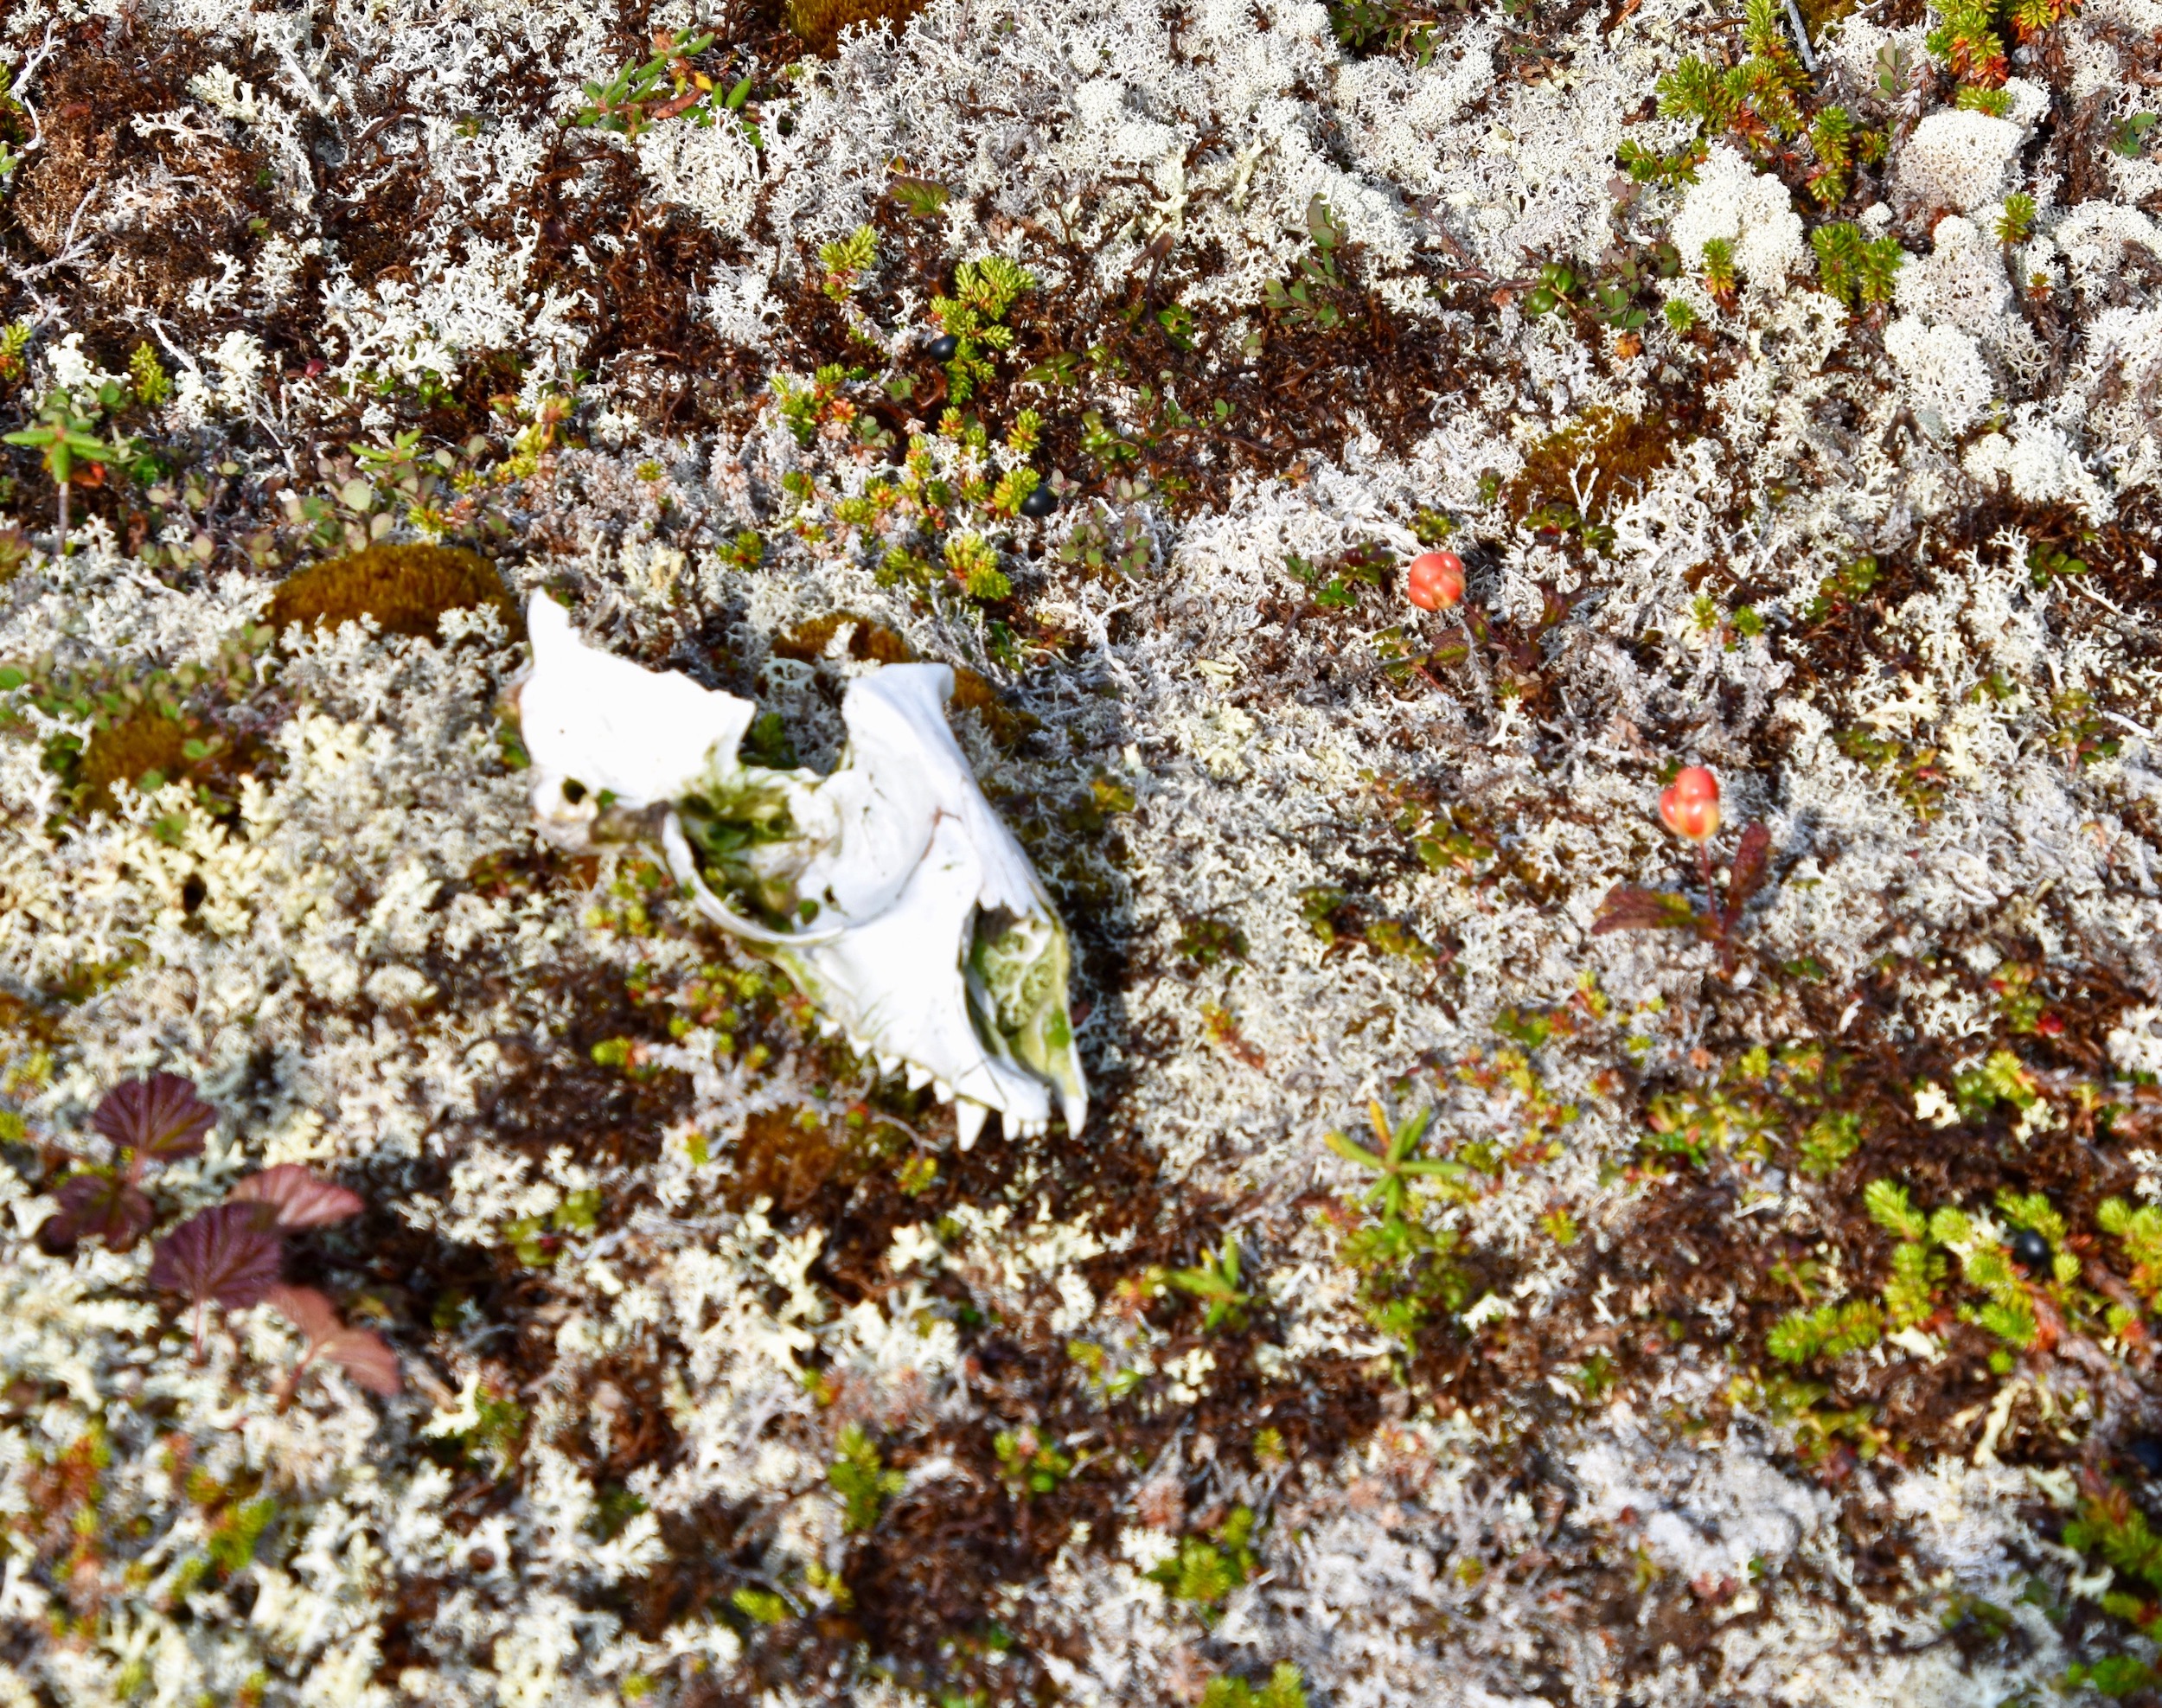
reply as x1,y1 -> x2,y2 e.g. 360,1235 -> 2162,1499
265,544 -> 515,640
10,0 -> 2162,1697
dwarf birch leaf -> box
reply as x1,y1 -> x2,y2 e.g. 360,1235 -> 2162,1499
92,1072 -> 216,1163
1591,886 -> 1702,935
230,1165 -> 365,1231
50,1169 -> 156,1252
148,1204 -> 282,1309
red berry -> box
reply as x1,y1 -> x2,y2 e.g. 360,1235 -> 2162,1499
1405,551 -> 1464,611
1660,766 -> 1721,842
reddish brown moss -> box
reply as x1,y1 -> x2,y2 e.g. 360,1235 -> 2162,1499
265,544 -> 517,641
1501,406 -> 1685,527
783,0 -> 929,55
720,1107 -> 880,1212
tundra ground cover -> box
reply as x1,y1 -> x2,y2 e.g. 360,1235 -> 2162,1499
3,0 -> 2162,1698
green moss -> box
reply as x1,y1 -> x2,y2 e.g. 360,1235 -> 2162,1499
265,543 -> 517,641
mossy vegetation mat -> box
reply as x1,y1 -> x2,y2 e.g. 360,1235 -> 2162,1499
3,0 -> 2162,1699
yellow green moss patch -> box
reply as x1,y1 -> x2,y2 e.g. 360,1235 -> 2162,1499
265,544 -> 518,641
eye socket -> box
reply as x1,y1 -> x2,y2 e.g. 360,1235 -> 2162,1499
561,779 -> 588,804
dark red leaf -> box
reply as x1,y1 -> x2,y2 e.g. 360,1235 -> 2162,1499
1727,822 -> 1772,912
1591,886 -> 1703,936
51,1170 -> 155,1252
148,1205 -> 282,1309
230,1165 -> 364,1231
266,1284 -> 400,1396
93,1073 -> 216,1164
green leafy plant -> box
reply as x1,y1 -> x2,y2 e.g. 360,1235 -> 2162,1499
1327,1101 -> 1459,1219
1805,553 -> 1882,620
731,1586 -> 790,1624
503,1187 -> 601,1267
1263,196 -> 1352,329
569,29 -> 730,141
4,390 -> 130,553
1617,138 -> 1705,187
1699,237 -> 1738,308
994,1425 -> 1073,1496
888,174 -> 950,218
2111,112 -> 2159,158
930,256 -> 1034,400
1656,0 -> 1808,150
819,225 -> 878,302
1166,1232 -> 1252,1332
829,1424 -> 904,1531
1323,1102 -> 1474,1348
1203,1665 -> 1308,1708
1805,105 -> 1858,203
1767,1299 -> 1884,1364
0,319 -> 31,383
1148,1506 -> 1258,1608
128,342 -> 172,408
1811,222 -> 1906,309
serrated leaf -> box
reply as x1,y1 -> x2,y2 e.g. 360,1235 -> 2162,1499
322,1325 -> 400,1396
229,1164 -> 364,1231
1591,885 -> 1702,936
265,1283 -> 402,1396
265,1280 -> 343,1342
149,1204 -> 283,1309
44,1169 -> 154,1252
59,1170 -> 156,1250
92,1072 -> 215,1163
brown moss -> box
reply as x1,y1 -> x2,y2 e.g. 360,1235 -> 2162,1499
720,1107 -> 877,1212
783,0 -> 929,56
77,706 -> 195,815
770,614 -> 1037,749
265,545 -> 518,641
1792,0 -> 1860,35
1500,406 -> 1686,527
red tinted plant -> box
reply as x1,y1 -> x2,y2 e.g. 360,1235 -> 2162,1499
40,1072 -> 218,1254
1595,767 -> 1771,978
264,1284 -> 401,1401
150,1203 -> 284,1356
144,1161 -> 393,1392
229,1164 -> 365,1230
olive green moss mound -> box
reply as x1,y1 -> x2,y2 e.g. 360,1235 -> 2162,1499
266,544 -> 518,641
